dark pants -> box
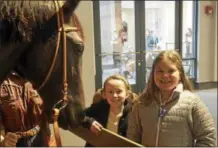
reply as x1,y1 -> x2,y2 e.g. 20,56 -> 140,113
16,133 -> 43,147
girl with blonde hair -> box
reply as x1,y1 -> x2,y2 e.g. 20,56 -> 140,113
83,74 -> 138,147
127,50 -> 216,147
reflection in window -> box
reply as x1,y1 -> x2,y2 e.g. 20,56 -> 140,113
183,60 -> 195,78
145,1 -> 175,51
182,1 -> 194,58
145,1 -> 175,82
99,1 -> 136,85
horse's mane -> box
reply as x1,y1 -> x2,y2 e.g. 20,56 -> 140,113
0,1 -> 57,20
0,1 -> 56,43
0,1 -> 84,43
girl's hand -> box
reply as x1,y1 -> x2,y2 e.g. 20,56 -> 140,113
90,121 -> 103,135
1,132 -> 18,147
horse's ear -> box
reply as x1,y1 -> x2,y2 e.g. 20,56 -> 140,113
74,0 -> 81,9
64,0 -> 81,13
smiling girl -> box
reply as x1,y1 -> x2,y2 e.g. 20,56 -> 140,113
82,75 -> 137,147
127,50 -> 216,147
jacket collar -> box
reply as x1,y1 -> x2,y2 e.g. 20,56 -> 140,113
154,83 -> 184,106
171,83 -> 183,99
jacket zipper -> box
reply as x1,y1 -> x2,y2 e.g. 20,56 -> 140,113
155,115 -> 162,147
155,92 -> 174,146
155,106 -> 168,147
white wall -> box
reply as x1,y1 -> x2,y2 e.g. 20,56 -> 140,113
214,1 -> 217,81
75,1 -> 96,107
198,1 -> 217,83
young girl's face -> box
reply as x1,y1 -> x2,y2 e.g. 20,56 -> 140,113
103,79 -> 128,109
154,59 -> 180,96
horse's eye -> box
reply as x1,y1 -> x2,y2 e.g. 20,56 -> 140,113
74,42 -> 84,55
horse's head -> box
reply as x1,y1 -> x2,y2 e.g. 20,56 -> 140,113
0,1 -> 85,130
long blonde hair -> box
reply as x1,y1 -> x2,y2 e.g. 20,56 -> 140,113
140,50 -> 193,105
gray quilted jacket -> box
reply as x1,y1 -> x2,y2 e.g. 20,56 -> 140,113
127,84 -> 217,147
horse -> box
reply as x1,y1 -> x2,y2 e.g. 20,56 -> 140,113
0,0 -> 86,132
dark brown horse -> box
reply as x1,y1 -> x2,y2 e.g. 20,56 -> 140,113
0,0 -> 86,131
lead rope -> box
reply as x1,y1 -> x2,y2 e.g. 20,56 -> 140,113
52,108 -> 62,146
52,1 -> 68,147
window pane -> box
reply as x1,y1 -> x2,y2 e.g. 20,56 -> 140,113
145,1 -> 175,82
145,1 -> 175,51
99,1 -> 136,85
183,60 -> 195,78
182,1 -> 194,58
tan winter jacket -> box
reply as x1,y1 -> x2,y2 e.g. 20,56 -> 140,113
127,84 -> 217,147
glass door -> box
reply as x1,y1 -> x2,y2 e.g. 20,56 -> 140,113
95,1 -> 138,91
94,1 -> 197,93
182,1 -> 197,80
144,1 -> 175,83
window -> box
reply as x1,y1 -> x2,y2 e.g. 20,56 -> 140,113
94,1 -> 198,92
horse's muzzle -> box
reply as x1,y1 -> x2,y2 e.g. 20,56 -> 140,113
58,97 -> 85,130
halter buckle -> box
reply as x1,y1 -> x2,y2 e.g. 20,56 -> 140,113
58,25 -> 78,32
